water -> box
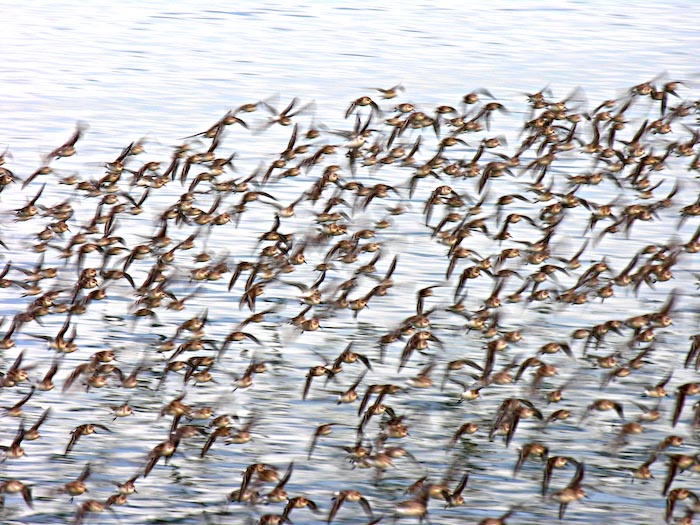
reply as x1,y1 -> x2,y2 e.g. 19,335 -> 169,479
1,2 -> 700,524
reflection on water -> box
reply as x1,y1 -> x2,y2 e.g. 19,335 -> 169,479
2,3 -> 700,525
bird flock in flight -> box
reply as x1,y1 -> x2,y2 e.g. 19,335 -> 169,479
0,76 -> 700,524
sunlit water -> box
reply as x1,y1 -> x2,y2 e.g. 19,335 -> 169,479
1,2 -> 700,525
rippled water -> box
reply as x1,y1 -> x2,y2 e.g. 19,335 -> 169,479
1,2 -> 700,525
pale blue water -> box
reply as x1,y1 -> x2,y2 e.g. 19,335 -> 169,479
0,2 -> 699,524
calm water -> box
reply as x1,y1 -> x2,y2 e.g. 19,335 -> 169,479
1,2 -> 700,525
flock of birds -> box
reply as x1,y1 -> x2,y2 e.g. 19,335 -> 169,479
1,76 -> 700,524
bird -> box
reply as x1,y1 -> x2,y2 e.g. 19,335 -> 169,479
328,489 -> 374,523
65,423 -> 111,456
